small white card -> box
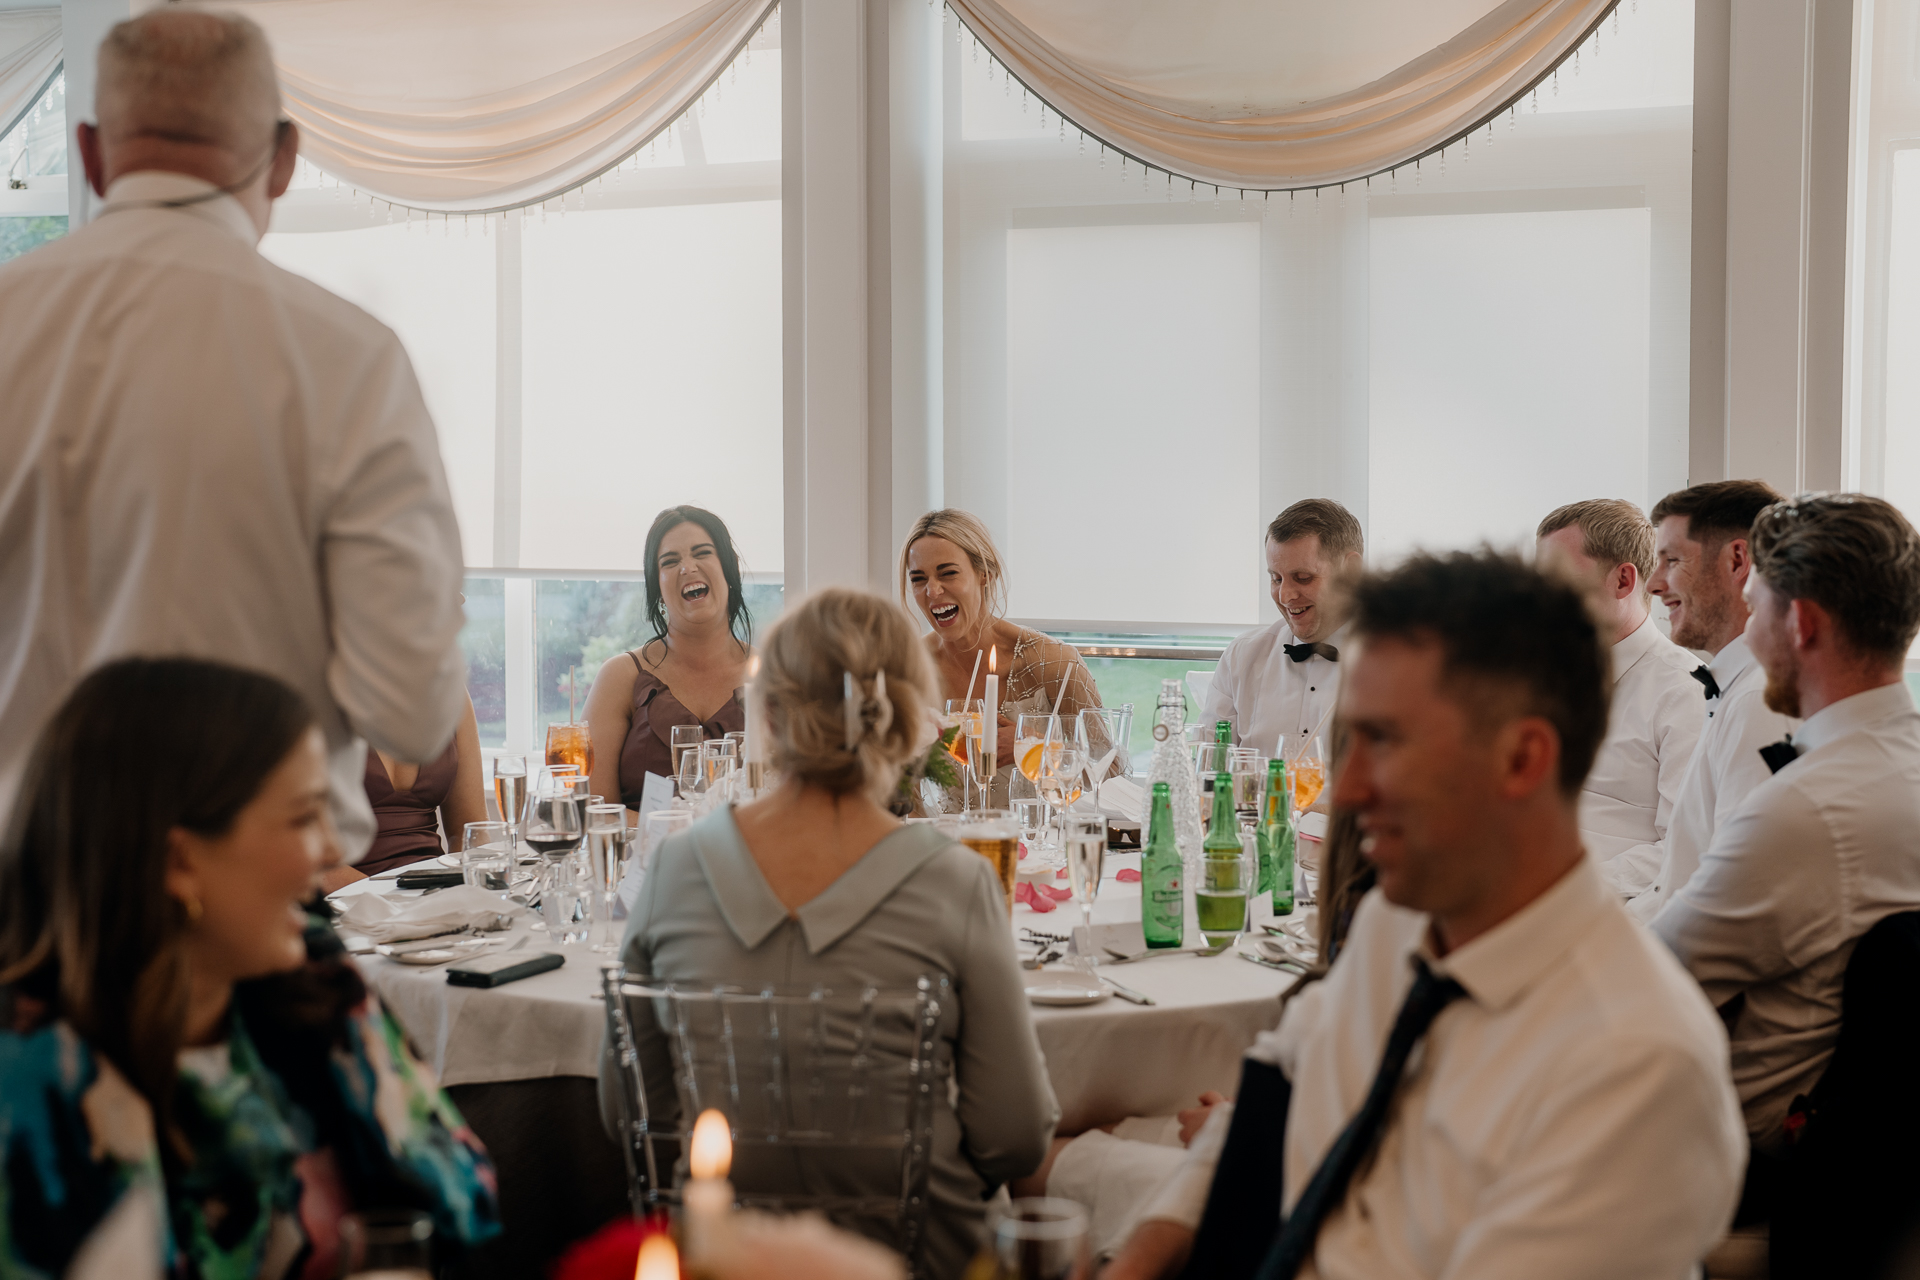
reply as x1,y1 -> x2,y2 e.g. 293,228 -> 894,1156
617,772 -> 677,910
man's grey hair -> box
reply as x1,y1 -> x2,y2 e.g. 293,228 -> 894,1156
97,8 -> 281,153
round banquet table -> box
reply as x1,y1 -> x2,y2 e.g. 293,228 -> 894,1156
336,847 -> 1301,1275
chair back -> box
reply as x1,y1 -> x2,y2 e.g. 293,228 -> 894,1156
1772,910 -> 1920,1279
601,965 -> 950,1272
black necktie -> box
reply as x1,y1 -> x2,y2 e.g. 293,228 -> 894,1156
1690,665 -> 1721,700
1284,642 -> 1339,664
1255,958 -> 1467,1280
1760,736 -> 1799,775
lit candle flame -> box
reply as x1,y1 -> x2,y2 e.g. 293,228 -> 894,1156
988,645 -> 997,674
690,1109 -> 732,1181
635,1232 -> 678,1280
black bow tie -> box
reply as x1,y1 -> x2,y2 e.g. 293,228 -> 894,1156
1284,642 -> 1338,664
1690,665 -> 1721,700
1760,737 -> 1799,775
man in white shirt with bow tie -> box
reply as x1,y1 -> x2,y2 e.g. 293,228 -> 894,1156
1202,499 -> 1362,759
1624,480 -> 1797,918
1654,493 -> 1920,1221
1537,499 -> 1702,896
0,10 -> 466,857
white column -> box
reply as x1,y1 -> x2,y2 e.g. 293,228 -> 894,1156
1698,0 -> 1855,492
783,0 -> 892,597
887,0 -> 943,562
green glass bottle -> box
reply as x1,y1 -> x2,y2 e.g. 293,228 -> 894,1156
1261,758 -> 1295,914
1197,771 -> 1249,942
1141,781 -> 1184,949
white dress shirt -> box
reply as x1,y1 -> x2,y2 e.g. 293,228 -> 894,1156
1142,856 -> 1744,1278
0,172 -> 467,858
1580,614 -> 1703,891
1622,636 -> 1798,919
1653,681 -> 1920,1144
1201,620 -> 1345,757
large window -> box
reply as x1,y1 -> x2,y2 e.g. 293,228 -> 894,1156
262,23 -> 782,753
940,0 -> 1696,646
0,69 -> 66,264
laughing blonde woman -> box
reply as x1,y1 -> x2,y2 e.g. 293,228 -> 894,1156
899,509 -> 1104,810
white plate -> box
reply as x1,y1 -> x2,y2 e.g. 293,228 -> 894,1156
1026,984 -> 1109,1007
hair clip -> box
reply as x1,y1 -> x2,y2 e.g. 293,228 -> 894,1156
843,670 -> 859,752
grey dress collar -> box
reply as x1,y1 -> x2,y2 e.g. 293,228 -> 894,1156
691,807 -> 956,955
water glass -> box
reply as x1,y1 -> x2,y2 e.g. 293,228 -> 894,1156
1229,748 -> 1269,821
1197,830 -> 1258,947
460,821 -> 512,894
542,855 -> 592,945
1012,797 -> 1046,850
1014,713 -> 1063,784
701,738 -> 739,800
337,1209 -> 433,1279
669,725 -> 704,788
991,1198 -> 1090,1280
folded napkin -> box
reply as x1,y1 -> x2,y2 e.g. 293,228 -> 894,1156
333,884 -> 519,943
1101,777 -> 1145,824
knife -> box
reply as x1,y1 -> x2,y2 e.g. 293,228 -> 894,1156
1100,974 -> 1155,1005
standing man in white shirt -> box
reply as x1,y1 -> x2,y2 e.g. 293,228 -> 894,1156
1625,480 -> 1796,918
0,10 -> 466,859
1202,499 -> 1362,758
1654,493 -> 1920,1222
1537,499 -> 1702,896
1104,551 -> 1744,1280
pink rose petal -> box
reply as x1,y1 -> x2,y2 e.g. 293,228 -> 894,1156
1116,868 -> 1142,883
1038,883 -> 1072,901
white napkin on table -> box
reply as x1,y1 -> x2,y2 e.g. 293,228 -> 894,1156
332,884 -> 519,943
1100,777 -> 1145,824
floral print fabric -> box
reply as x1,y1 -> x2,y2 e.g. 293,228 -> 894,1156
0,970 -> 498,1279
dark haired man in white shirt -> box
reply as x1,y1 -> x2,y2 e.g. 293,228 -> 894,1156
1654,492 -> 1920,1219
1625,479 -> 1797,918
1106,551 -> 1743,1280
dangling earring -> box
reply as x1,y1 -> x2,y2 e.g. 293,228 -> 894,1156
178,893 -> 202,924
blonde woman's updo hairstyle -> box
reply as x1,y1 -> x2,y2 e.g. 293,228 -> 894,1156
898,508 -> 1009,626
759,589 -> 937,803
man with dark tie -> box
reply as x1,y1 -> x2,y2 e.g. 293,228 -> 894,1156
1104,551 -> 1743,1280
1653,493 -> 1920,1224
1201,500 -> 1362,757
1623,480 -> 1796,918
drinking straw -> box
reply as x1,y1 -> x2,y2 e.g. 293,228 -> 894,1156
1292,700 -> 1337,765
1044,670 -> 1072,747
964,648 -> 983,707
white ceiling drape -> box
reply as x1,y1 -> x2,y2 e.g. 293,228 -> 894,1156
947,0 -> 1616,191
229,0 -> 778,213
0,8 -> 61,145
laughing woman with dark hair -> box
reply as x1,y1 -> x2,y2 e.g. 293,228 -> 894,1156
0,657 -> 498,1278
587,506 -> 756,813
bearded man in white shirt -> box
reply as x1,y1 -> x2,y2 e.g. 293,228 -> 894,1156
1537,498 -> 1703,897
1105,551 -> 1744,1280
0,10 -> 466,858
1624,480 -> 1797,919
1653,493 -> 1920,1224
1201,499 -> 1362,758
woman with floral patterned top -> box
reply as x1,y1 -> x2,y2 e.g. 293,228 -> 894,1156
0,658 -> 500,1279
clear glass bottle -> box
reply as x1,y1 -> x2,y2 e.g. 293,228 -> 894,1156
1141,782 -> 1184,948
1144,678 -> 1204,866
1261,757 -> 1295,914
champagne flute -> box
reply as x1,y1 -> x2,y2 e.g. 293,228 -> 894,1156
492,754 -> 528,844
945,698 -> 983,811
1075,705 -> 1133,801
1036,742 -> 1085,854
677,744 -> 707,811
584,803 -> 625,953
1063,815 -> 1106,974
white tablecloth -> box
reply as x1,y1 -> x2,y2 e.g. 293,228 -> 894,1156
342,852 -> 1299,1132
